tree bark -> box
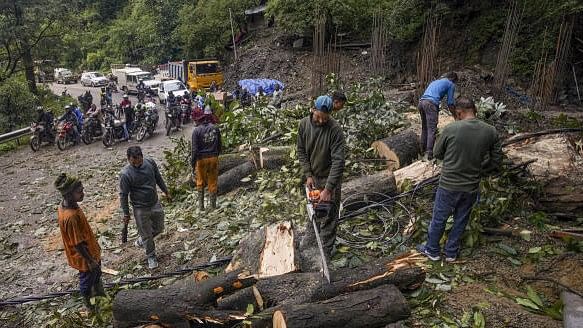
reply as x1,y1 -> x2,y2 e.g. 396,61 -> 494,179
219,153 -> 251,174
393,160 -> 441,192
218,252 -> 426,311
112,270 -> 256,328
341,170 -> 398,212
248,284 -> 410,328
218,146 -> 290,195
371,129 -> 420,170
225,221 -> 299,277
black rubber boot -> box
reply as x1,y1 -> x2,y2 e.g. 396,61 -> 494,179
210,193 -> 217,209
198,190 -> 204,211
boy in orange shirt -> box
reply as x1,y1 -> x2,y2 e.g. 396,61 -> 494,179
54,173 -> 104,313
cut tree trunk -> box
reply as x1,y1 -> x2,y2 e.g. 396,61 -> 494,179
393,160 -> 441,192
226,221 -> 299,277
219,153 -> 251,174
247,284 -> 410,328
341,170 -> 398,211
371,129 -> 420,170
218,146 -> 291,195
112,270 -> 256,328
504,134 -> 583,214
218,251 -> 426,311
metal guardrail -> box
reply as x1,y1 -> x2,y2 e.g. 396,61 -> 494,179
0,127 -> 31,144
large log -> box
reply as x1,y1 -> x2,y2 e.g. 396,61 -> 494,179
341,170 -> 398,211
217,251 -> 426,311
371,129 -> 420,170
248,284 -> 410,328
112,270 -> 256,328
218,146 -> 291,195
219,153 -> 251,174
504,134 -> 583,214
226,221 -> 299,277
393,160 -> 441,192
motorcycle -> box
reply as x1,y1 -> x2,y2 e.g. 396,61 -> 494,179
81,114 -> 103,144
29,121 -> 55,152
164,104 -> 181,136
102,110 -> 127,147
55,121 -> 77,151
180,103 -> 191,125
136,106 -> 159,142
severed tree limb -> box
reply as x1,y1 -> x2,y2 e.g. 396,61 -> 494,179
502,128 -> 583,146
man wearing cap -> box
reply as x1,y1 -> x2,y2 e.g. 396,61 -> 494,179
191,107 -> 222,210
119,146 -> 171,269
297,95 -> 346,259
418,72 -> 458,160
314,91 -> 347,113
54,173 -> 104,313
417,98 -> 503,262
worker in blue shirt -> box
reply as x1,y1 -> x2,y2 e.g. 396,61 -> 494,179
418,72 -> 458,160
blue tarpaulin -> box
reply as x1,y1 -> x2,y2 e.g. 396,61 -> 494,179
238,79 -> 284,96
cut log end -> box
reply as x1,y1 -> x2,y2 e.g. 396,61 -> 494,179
273,311 -> 287,328
372,129 -> 420,170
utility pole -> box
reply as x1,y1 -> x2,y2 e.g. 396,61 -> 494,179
229,8 -> 238,61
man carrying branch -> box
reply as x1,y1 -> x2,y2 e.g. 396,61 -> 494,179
297,95 -> 346,259
417,98 -> 503,262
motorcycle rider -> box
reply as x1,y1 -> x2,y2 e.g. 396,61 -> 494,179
167,91 -> 176,108
58,105 -> 81,144
120,95 -> 135,135
34,106 -> 55,142
71,103 -> 84,132
100,87 -> 112,107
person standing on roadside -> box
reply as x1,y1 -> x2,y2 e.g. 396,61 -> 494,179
191,107 -> 222,210
119,146 -> 171,269
417,98 -> 503,262
418,72 -> 458,160
54,173 -> 104,313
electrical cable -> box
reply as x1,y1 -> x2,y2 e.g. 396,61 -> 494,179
0,256 -> 232,308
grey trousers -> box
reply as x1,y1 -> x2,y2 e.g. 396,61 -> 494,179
418,100 -> 439,156
303,177 -> 341,259
134,202 -> 165,258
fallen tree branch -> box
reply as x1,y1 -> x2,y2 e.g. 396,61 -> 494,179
521,276 -> 583,299
502,128 -> 583,146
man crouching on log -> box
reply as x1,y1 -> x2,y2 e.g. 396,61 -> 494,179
297,95 -> 346,261
417,98 -> 503,262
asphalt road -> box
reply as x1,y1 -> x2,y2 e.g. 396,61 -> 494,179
47,82 -> 141,107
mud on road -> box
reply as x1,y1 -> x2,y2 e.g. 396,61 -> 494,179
0,119 -> 196,302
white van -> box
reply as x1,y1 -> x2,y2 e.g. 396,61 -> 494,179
158,80 -> 189,103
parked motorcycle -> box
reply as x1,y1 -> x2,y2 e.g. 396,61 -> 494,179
136,106 -> 159,142
55,121 -> 77,151
29,121 -> 55,152
81,114 -> 103,144
164,104 -> 181,137
102,111 -> 127,147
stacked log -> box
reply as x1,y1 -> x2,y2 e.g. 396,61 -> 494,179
112,223 -> 426,328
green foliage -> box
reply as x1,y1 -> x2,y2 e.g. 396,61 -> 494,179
162,136 -> 192,197
176,0 -> 257,59
515,285 -> 563,320
0,76 -> 37,132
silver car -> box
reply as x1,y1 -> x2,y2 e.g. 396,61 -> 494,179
80,72 -> 108,87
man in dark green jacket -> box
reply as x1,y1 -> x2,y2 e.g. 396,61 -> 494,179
297,95 -> 346,258
417,97 -> 503,262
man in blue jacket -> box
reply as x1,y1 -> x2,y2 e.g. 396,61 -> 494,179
418,72 -> 458,160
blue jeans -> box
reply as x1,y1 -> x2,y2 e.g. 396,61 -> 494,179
79,264 -> 102,297
425,187 -> 479,258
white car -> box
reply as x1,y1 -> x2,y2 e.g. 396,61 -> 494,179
80,72 -> 108,87
158,80 -> 189,103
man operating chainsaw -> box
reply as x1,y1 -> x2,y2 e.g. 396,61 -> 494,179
297,95 -> 346,260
